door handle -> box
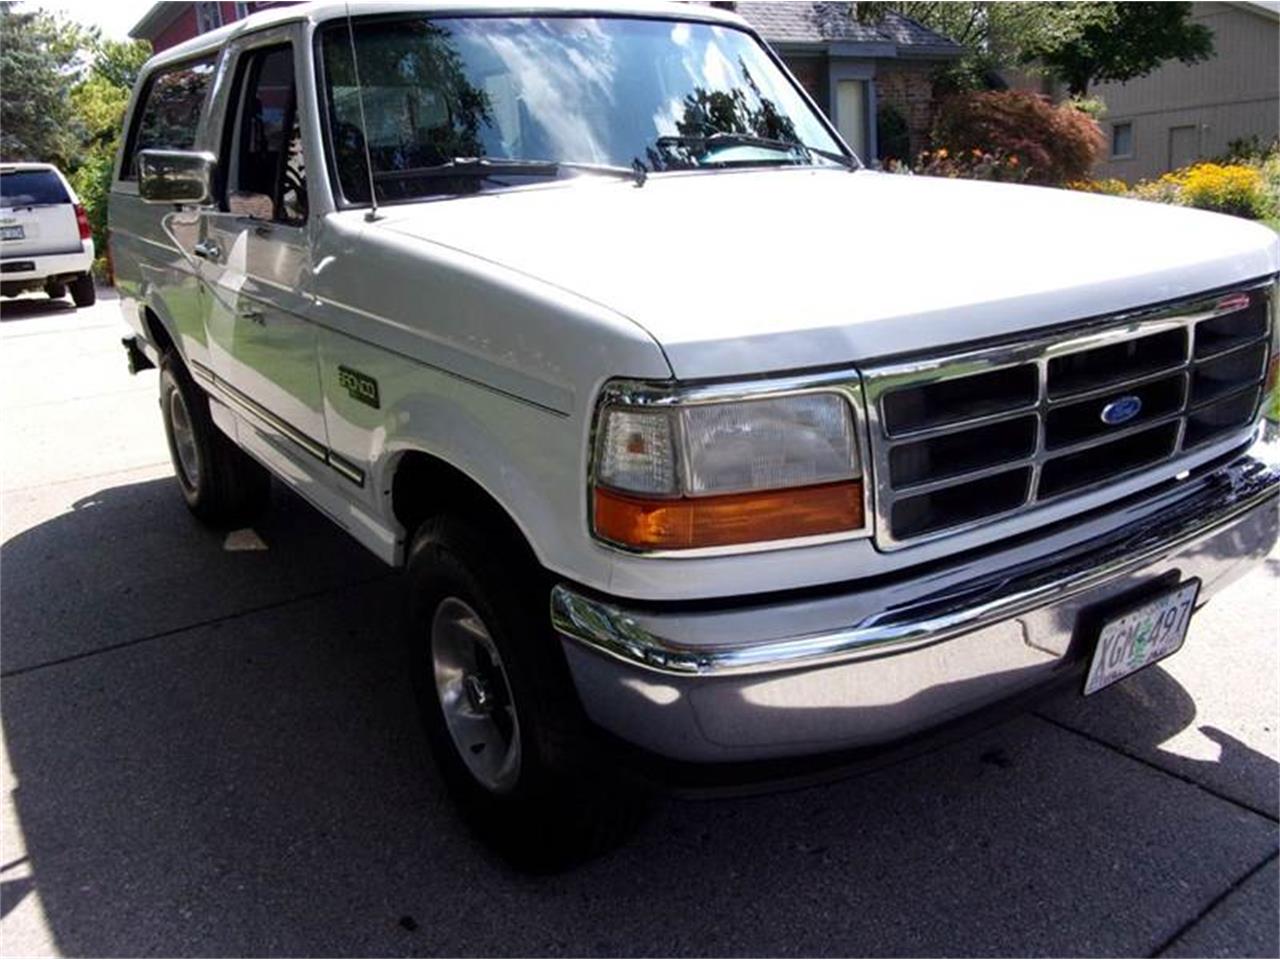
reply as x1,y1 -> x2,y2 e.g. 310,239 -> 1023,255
239,308 -> 266,325
193,239 -> 222,260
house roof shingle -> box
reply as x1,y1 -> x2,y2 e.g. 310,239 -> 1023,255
733,2 -> 963,53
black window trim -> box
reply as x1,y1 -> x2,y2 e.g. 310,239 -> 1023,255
218,39 -> 309,226
120,53 -> 220,182
310,9 -> 855,212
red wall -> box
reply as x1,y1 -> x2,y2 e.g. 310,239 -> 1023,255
150,6 -> 198,52
146,2 -> 301,52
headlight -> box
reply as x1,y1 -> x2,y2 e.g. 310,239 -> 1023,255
591,386 -> 866,551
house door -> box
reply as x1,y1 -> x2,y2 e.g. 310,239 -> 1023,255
835,79 -> 869,159
1168,125 -> 1199,170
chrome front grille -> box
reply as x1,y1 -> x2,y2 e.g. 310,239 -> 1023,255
863,282 -> 1274,549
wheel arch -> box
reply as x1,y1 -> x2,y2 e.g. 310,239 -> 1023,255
387,446 -> 546,575
141,301 -> 179,359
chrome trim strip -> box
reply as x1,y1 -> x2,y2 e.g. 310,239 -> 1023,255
863,279 -> 1276,550
197,366 -> 366,487
552,451 -> 1280,677
214,376 -> 328,463
588,369 -> 876,557
326,449 -> 366,486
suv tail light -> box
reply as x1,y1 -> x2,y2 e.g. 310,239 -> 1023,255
74,204 -> 91,241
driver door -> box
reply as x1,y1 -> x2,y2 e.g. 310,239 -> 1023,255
199,37 -> 326,460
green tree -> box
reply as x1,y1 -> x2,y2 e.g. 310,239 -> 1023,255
1023,2 -> 1214,96
854,2 -> 1099,89
68,36 -> 152,270
854,3 -> 1212,96
0,3 -> 85,165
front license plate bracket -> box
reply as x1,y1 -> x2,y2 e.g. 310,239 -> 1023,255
1083,578 -> 1201,696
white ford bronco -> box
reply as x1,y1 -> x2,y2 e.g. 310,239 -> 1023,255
110,1 -> 1280,865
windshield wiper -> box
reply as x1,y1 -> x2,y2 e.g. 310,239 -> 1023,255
373,156 -> 646,187
653,133 -> 858,170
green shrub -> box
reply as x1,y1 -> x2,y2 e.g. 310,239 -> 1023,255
70,148 -> 115,272
876,103 -> 910,164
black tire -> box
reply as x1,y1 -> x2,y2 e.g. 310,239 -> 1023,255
69,273 -> 95,307
406,515 -> 646,870
45,281 -> 67,300
159,351 -> 270,526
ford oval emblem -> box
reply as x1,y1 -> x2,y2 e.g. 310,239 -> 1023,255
1100,395 -> 1143,426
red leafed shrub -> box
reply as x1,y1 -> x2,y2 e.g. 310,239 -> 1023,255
930,91 -> 1105,186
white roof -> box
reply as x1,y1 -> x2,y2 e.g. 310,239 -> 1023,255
0,162 -> 58,172
148,0 -> 747,69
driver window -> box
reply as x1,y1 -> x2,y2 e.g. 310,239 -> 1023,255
227,44 -> 308,225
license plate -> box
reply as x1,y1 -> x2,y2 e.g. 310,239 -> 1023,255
1,226 -> 24,240
1084,581 -> 1199,695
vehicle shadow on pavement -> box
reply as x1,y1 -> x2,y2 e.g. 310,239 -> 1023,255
2,476 -> 1277,957
0,297 -> 77,322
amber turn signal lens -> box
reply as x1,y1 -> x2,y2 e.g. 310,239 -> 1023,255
594,480 -> 864,550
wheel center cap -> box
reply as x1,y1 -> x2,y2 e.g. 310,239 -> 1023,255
463,673 -> 493,713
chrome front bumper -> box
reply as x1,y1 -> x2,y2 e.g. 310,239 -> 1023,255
552,445 -> 1280,764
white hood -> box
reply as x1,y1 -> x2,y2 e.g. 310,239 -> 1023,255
377,168 -> 1279,379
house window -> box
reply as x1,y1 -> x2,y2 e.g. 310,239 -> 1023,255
1111,122 -> 1133,159
196,2 -> 223,34
234,2 -> 253,19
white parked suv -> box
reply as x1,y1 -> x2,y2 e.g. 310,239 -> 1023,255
109,1 -> 1280,866
0,162 -> 96,306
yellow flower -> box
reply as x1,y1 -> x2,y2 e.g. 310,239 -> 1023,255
936,148 -> 948,159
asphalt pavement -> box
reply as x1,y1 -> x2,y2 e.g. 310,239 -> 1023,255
1,289 -> 1277,957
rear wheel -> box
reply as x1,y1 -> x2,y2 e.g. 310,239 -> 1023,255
159,352 -> 270,525
69,273 -> 95,307
407,516 -> 646,870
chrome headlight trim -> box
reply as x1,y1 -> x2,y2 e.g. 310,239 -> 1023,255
588,368 -> 875,557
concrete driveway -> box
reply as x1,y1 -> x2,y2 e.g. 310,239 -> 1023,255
1,289 -> 1277,957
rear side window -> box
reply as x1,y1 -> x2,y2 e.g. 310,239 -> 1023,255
124,57 -> 217,179
0,170 -> 69,207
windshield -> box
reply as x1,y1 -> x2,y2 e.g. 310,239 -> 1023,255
319,15 -> 849,204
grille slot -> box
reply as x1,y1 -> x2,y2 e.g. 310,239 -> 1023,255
867,284 -> 1274,547
882,364 -> 1037,435
1191,342 -> 1268,405
891,467 -> 1030,539
1047,328 -> 1186,397
1040,422 -> 1179,498
1184,386 -> 1261,449
1195,298 -> 1268,358
889,416 -> 1037,488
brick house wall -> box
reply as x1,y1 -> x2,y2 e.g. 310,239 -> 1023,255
783,56 -> 830,114
873,62 -> 937,162
150,6 -> 199,52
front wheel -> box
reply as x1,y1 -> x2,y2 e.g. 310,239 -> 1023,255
407,516 -> 646,870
